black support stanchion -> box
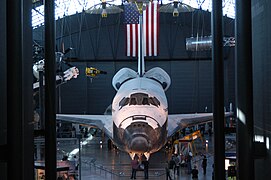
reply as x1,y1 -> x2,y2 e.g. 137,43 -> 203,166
44,0 -> 57,179
7,1 -> 23,178
39,71 -> 44,129
235,1 -> 254,180
79,136 -> 82,180
7,0 -> 33,179
212,0 -> 225,179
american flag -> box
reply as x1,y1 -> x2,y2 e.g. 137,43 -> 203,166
124,2 -> 159,57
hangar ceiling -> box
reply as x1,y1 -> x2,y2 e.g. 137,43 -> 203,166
32,0 -> 235,28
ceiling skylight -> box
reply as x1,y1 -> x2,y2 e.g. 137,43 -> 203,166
32,0 -> 235,28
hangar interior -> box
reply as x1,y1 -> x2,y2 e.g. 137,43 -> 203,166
0,0 -> 271,180
33,6 -> 235,114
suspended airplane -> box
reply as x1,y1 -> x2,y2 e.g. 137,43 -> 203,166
32,46 -> 79,90
56,1 -> 233,160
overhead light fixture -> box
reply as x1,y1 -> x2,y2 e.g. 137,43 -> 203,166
101,9 -> 107,17
128,0 -> 152,2
159,0 -> 194,17
172,1 -> 179,17
101,0 -> 107,17
86,0 -> 123,18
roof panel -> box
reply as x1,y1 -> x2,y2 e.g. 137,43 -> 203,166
32,0 -> 235,28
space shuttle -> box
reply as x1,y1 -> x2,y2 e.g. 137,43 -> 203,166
56,2 -> 233,160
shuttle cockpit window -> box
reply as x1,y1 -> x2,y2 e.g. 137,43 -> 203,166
142,97 -> 149,105
149,97 -> 160,107
129,93 -> 148,105
129,97 -> 137,105
119,97 -> 129,108
119,93 -> 160,109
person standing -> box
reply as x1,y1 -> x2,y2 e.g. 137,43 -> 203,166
169,156 -> 176,179
187,151 -> 193,174
174,154 -> 181,176
208,126 -> 212,137
191,165 -> 199,179
202,155 -> 207,175
130,156 -> 139,179
165,161 -> 172,180
141,157 -> 149,179
72,126 -> 76,138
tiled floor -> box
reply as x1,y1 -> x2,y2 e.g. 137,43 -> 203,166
57,134 -> 219,180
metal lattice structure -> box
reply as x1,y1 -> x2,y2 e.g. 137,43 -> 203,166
32,0 -> 235,28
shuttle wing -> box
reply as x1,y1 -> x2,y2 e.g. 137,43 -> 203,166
167,112 -> 234,137
56,114 -> 113,139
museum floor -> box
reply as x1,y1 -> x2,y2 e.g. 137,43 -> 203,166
53,133 -> 226,180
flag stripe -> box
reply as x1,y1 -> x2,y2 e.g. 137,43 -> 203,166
135,24 -> 139,57
156,2 -> 159,55
126,25 -> 130,56
153,3 -> 158,56
143,10 -> 147,56
125,2 -> 159,57
149,2 -> 153,56
149,4 -> 154,56
132,24 -> 135,56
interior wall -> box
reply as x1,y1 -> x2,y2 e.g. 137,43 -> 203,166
33,10 -> 235,61
57,58 -> 235,115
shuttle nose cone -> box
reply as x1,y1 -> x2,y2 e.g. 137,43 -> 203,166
130,136 -> 149,152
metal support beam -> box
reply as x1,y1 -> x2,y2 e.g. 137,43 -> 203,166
7,0 -> 33,179
235,0 -> 254,179
212,0 -> 225,179
44,0 -> 57,179
0,4 -> 7,179
79,136 -> 82,180
39,71 -> 45,129
7,0 -> 23,177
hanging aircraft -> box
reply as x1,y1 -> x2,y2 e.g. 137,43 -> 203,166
56,1 -> 233,160
85,67 -> 107,77
32,46 -> 79,90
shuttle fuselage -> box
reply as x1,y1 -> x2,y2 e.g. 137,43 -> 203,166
111,68 -> 170,155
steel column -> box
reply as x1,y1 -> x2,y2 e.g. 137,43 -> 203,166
235,0 -> 254,179
7,0 -> 33,179
44,0 -> 57,179
39,71 -> 45,129
212,0 -> 225,179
